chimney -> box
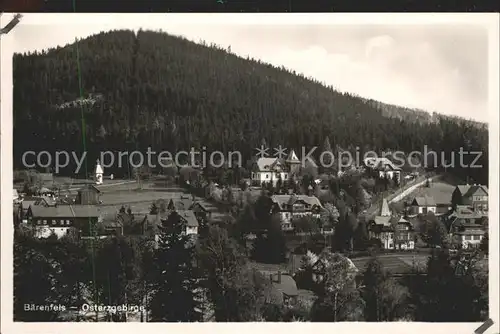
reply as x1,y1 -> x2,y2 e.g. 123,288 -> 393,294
278,271 -> 282,283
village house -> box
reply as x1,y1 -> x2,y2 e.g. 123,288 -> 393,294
26,204 -> 100,239
270,194 -> 323,231
167,196 -> 194,211
368,199 -> 415,250
368,199 -> 394,249
190,201 -> 214,222
142,209 -> 200,246
18,196 -> 57,223
393,216 -> 415,250
262,270 -> 299,306
363,157 -> 402,182
410,195 -> 437,215
451,184 -> 488,213
446,205 -> 487,249
75,184 -> 101,205
251,150 -> 301,186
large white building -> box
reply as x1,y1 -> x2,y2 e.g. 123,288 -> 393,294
270,194 -> 323,231
251,150 -> 301,186
364,157 -> 402,181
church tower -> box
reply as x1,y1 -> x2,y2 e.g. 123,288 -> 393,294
95,159 -> 104,185
286,149 -> 301,176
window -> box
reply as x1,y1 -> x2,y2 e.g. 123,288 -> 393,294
464,235 -> 471,241
473,235 -> 481,241
266,174 -> 269,179
284,174 -> 288,179
43,220 -> 47,225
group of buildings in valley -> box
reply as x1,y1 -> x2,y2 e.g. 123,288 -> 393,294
369,183 -> 488,250
250,151 -> 403,186
14,155 -> 489,252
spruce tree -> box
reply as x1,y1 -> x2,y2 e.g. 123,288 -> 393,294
149,211 -> 202,322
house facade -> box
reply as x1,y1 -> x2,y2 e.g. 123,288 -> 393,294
26,204 -> 100,239
368,199 -> 394,249
410,196 -> 437,215
363,157 -> 402,182
264,271 -> 299,307
368,199 -> 415,250
447,205 -> 487,249
270,194 -> 323,231
451,184 -> 488,213
251,150 -> 301,186
393,217 -> 415,250
19,196 -> 57,223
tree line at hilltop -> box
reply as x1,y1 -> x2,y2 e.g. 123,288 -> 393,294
13,29 -> 488,185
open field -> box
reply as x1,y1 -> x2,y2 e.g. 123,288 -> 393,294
96,181 -> 231,222
351,253 -> 429,274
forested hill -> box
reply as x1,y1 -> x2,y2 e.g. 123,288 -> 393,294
13,29 -> 488,183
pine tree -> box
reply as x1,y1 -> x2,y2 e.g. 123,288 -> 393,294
149,211 -> 203,321
362,256 -> 409,321
150,202 -> 159,215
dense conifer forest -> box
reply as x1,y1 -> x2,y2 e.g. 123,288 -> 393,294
13,29 -> 488,183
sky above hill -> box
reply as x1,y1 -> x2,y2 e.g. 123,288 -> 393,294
5,14 -> 494,123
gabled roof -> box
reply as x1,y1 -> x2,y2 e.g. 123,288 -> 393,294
364,157 -> 401,171
285,149 -> 300,164
255,157 -> 286,172
412,196 -> 436,207
175,210 -> 199,227
380,198 -> 391,217
269,273 -> 299,297
374,215 -> 392,227
168,198 -> 194,211
28,205 -> 99,218
271,194 -> 322,210
464,185 -> 488,198
456,184 -> 488,197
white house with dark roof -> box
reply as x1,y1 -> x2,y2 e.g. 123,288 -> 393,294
363,157 -> 402,181
26,204 -> 101,239
451,184 -> 488,213
270,194 -> 323,231
410,195 -> 437,215
447,205 -> 487,249
251,150 -> 301,186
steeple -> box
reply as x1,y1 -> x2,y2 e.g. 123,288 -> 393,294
286,149 -> 300,164
380,198 -> 391,217
95,159 -> 104,185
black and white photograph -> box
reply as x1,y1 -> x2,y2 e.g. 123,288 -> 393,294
1,13 -> 499,332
